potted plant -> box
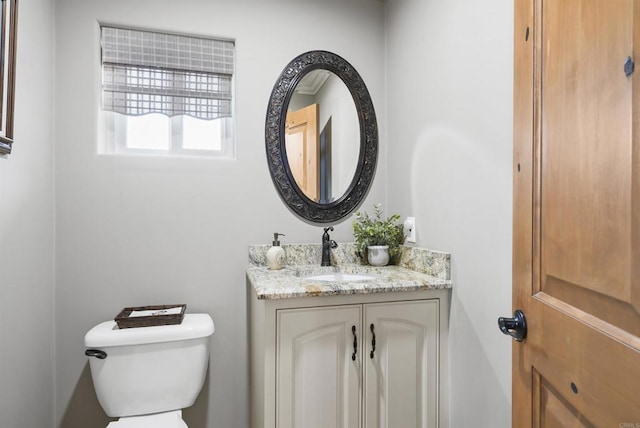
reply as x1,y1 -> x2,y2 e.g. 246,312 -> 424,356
352,204 -> 406,266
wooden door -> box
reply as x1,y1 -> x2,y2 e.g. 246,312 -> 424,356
285,104 -> 319,201
363,300 -> 439,428
513,0 -> 640,426
276,306 -> 361,428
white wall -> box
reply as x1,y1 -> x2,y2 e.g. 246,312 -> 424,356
385,0 -> 513,426
0,0 -> 56,426
54,1 -> 385,426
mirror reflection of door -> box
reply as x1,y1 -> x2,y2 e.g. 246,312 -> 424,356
285,103 -> 319,201
319,118 -> 332,203
286,70 -> 359,203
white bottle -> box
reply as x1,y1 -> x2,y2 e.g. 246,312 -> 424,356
266,233 -> 286,270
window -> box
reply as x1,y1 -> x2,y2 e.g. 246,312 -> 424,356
100,26 -> 235,157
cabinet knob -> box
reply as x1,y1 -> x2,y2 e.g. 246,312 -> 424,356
351,325 -> 357,361
369,324 -> 376,359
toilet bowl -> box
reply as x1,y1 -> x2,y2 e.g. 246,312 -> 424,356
84,313 -> 215,427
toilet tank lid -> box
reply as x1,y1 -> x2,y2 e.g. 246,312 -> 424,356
84,313 -> 214,348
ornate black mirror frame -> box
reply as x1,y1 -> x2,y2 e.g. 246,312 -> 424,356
0,0 -> 18,155
265,50 -> 378,223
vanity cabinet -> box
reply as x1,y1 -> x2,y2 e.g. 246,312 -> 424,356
277,305 -> 361,428
363,301 -> 439,428
277,300 -> 438,428
249,289 -> 449,428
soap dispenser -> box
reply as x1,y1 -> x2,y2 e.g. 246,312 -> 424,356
266,233 -> 286,270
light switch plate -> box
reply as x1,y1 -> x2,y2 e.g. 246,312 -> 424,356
404,217 -> 416,243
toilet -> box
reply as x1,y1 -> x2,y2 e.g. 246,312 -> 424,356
84,313 -> 215,427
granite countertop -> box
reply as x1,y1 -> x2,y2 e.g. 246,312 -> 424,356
247,243 -> 452,300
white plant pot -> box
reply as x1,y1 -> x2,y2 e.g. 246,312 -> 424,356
367,245 -> 390,266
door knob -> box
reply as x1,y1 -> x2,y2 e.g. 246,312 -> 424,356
498,309 -> 527,342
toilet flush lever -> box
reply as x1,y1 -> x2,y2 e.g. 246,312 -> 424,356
85,349 -> 108,359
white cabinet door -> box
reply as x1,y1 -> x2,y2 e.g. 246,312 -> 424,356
276,305 -> 361,428
363,300 -> 439,428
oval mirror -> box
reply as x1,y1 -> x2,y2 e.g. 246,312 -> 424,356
265,51 -> 378,223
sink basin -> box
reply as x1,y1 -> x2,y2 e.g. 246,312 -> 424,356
305,273 -> 375,282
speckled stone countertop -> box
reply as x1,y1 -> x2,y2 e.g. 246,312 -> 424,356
247,243 -> 452,300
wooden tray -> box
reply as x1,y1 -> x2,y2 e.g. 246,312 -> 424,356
114,304 -> 186,329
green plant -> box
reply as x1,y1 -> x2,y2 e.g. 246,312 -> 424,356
352,204 -> 405,263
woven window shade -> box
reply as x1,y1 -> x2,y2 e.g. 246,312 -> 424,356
101,26 -> 234,119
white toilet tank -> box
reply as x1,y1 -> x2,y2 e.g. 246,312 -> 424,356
84,314 -> 214,418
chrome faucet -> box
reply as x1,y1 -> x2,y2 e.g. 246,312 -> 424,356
321,227 -> 338,266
